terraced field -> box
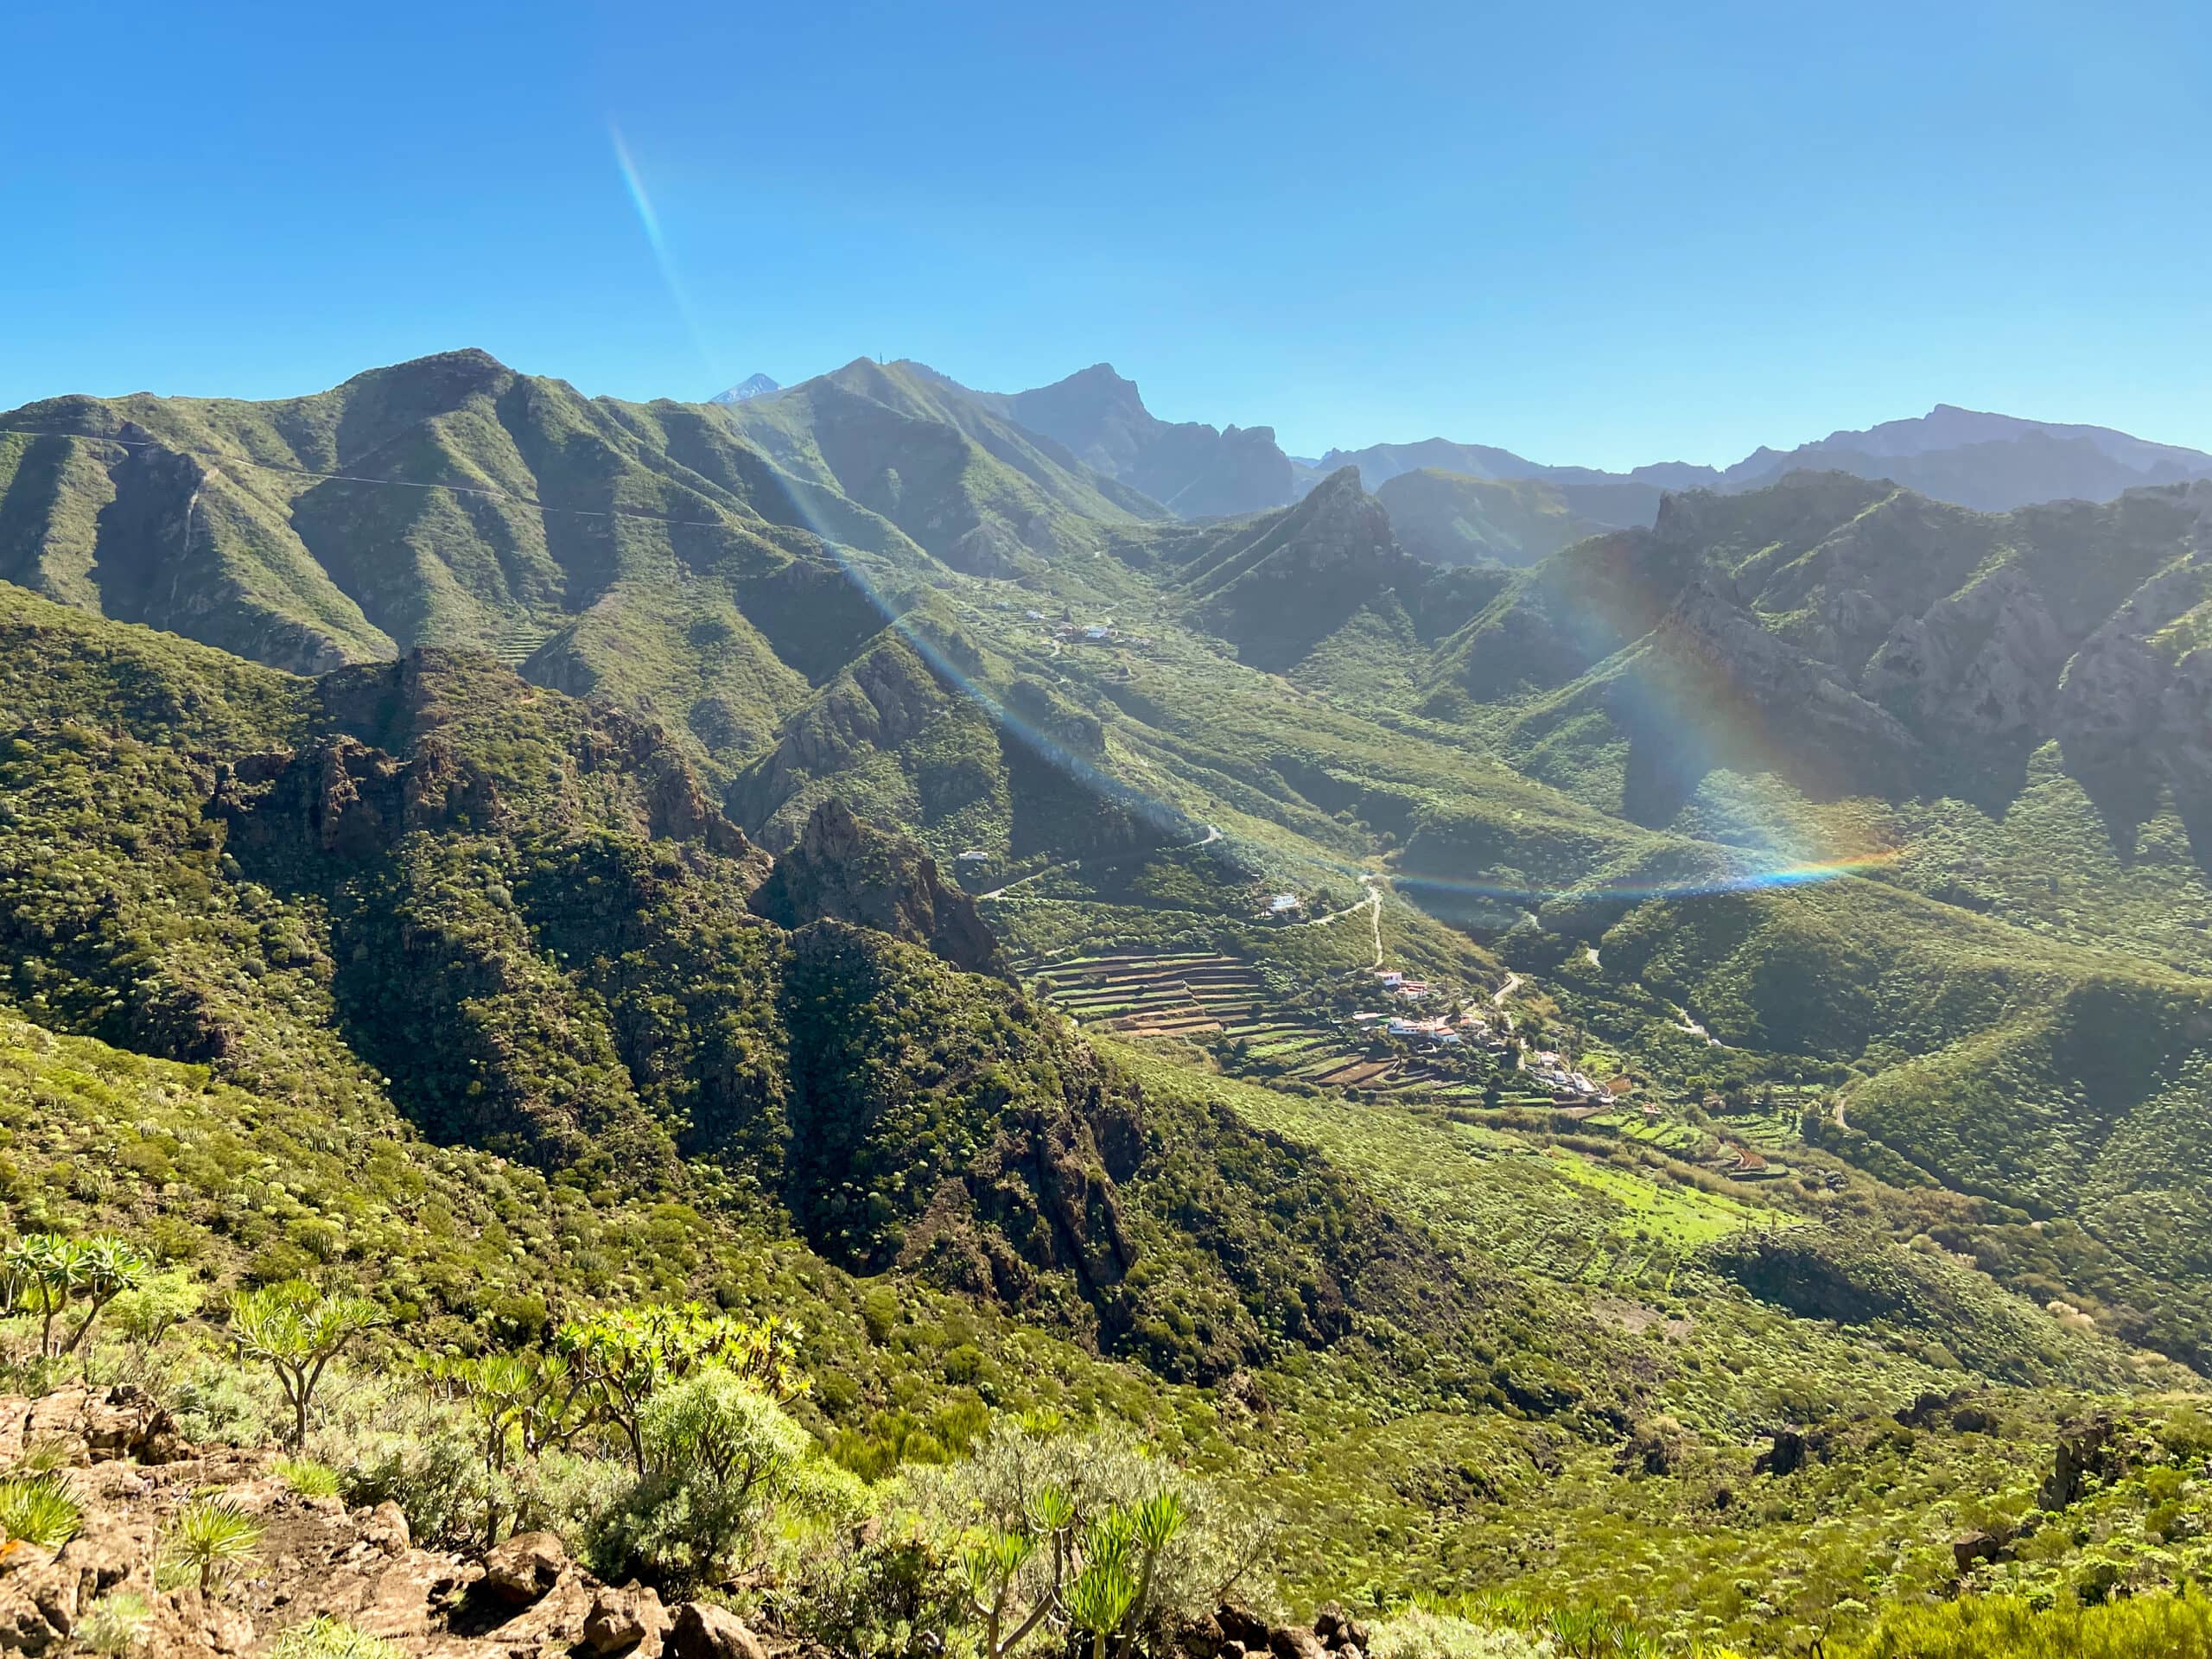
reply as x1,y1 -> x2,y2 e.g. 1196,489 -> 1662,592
492,620 -> 554,664
1026,949 -> 1493,1099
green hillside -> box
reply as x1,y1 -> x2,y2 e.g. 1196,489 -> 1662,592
11,349 -> 2212,1651
1376,467 -> 1609,568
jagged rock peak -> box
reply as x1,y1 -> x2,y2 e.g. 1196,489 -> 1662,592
710,372 -> 780,404
747,798 -> 1004,975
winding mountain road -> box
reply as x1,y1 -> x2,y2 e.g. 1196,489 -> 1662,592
977,823 -> 1219,903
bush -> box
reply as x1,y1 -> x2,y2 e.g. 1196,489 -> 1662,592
332,1389 -> 624,1552
1839,1591 -> 2212,1657
0,1470 -> 82,1548
1367,1610 -> 1554,1659
75,1592 -> 152,1656
275,1456 -> 343,1498
909,1418 -> 1274,1634
270,1617 -> 404,1659
587,1366 -> 812,1588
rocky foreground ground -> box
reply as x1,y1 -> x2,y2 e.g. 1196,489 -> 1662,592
0,1387 -> 1363,1659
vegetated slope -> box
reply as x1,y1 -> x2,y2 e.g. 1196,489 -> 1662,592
1102,467 -> 1502,677
0,348 -> 957,784
1720,403 -> 2212,510
1430,470 -> 2212,832
0,582 -> 1545,1392
715,357 -> 1166,574
1319,436 -> 1708,528
1540,863 -> 2212,1362
932,361 -> 1302,519
8,582 -> 2211,1645
1376,467 -> 1609,568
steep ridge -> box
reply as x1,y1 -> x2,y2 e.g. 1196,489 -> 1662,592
0,349 -> 957,781
747,796 -> 1005,974
715,358 -> 1166,574
1436,470 -> 2212,829
1376,467 -> 1609,567
937,362 -> 1301,518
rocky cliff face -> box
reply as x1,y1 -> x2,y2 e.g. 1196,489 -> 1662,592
1182,467 -> 1432,671
747,798 -> 1003,976
994,363 -> 1300,518
1468,473 -> 2212,825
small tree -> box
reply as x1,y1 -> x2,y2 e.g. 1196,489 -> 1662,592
553,1304 -> 804,1476
3,1234 -> 149,1358
229,1281 -> 382,1447
423,1351 -> 586,1475
3,1234 -> 76,1357
963,1483 -> 1076,1659
1116,1492 -> 1187,1659
162,1497 -> 263,1597
62,1236 -> 150,1355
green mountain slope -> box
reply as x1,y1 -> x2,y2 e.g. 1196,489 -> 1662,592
14,480 -> 2212,1646
0,350 -> 958,781
930,361 -> 1302,519
717,359 -> 1166,574
1430,471 -> 2212,831
1376,467 -> 1610,568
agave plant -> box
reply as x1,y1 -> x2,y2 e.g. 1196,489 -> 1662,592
162,1497 -> 264,1596
0,1470 -> 82,1550
1065,1557 -> 1140,1659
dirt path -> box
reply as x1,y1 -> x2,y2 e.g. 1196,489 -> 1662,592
1669,1004 -> 1721,1047
1366,878 -> 1382,967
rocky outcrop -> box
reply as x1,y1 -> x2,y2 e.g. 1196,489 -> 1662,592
729,639 -> 950,849
1609,570 -> 1923,819
748,798 -> 1002,975
212,735 -> 491,868
1185,469 -> 1433,671
2040,1416 -> 2120,1510
0,1386 -> 182,1468
0,1415 -> 747,1659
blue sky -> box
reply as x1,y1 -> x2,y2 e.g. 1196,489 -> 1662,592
3,0 -> 2208,467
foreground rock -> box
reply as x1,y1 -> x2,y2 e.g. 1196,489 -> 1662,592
0,1421 -> 709,1659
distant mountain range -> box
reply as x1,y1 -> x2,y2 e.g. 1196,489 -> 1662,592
709,372 -> 780,404
849,362 -> 2212,534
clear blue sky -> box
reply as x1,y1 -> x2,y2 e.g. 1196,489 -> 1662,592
4,1 -> 2208,468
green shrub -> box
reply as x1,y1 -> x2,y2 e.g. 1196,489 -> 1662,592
1840,1592 -> 2212,1657
1367,1611 -> 1555,1659
588,1365 -> 812,1588
912,1418 -> 1273,1624
159,1497 -> 263,1595
75,1592 -> 153,1656
270,1617 -> 404,1659
0,1470 -> 82,1548
275,1456 -> 343,1498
